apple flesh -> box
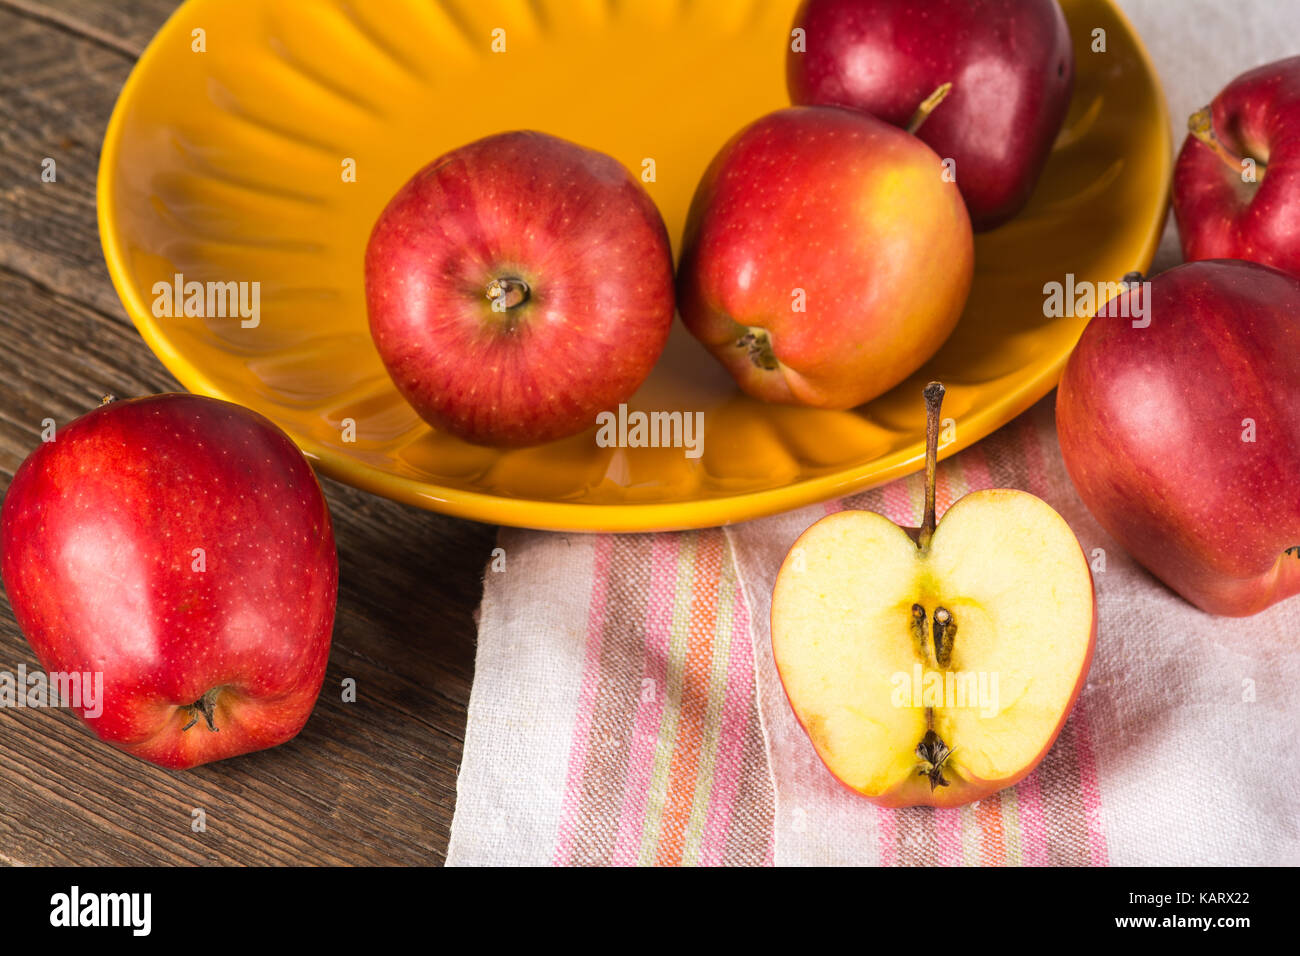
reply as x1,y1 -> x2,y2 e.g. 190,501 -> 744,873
1173,55 -> 1300,279
787,0 -> 1074,231
677,106 -> 972,409
0,394 -> 338,769
772,385 -> 1095,806
1057,260 -> 1300,616
365,131 -> 676,447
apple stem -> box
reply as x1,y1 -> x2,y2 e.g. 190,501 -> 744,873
917,381 -> 945,551
906,83 -> 953,135
181,688 -> 220,733
485,277 -> 530,311
1187,106 -> 1266,180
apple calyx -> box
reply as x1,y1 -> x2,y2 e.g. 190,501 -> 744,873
1187,106 -> 1267,182
906,82 -> 954,136
180,688 -> 222,733
736,327 -> 778,371
485,276 -> 530,312
915,729 -> 953,790
99,394 -> 117,407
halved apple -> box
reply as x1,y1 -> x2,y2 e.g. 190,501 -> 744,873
771,384 -> 1096,807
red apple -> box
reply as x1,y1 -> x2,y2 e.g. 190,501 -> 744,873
365,131 -> 675,446
1057,260 -> 1300,617
1173,56 -> 1300,279
787,0 -> 1074,231
0,394 -> 338,768
773,384 -> 1096,806
676,106 -> 972,409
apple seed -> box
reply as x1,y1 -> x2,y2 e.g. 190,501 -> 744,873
933,606 -> 956,668
910,603 -> 928,652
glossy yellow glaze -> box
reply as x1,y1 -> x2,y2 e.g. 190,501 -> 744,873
98,0 -> 1169,531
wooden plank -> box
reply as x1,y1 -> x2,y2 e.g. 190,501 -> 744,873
0,2 -> 491,864
0,0 -> 178,57
0,7 -> 141,318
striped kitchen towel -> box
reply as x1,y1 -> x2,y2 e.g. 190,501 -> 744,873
447,393 -> 1300,866
447,524 -> 774,866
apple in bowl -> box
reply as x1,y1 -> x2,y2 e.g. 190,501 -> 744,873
0,394 -> 337,769
365,131 -> 676,447
677,106 -> 972,409
772,384 -> 1096,806
787,0 -> 1075,231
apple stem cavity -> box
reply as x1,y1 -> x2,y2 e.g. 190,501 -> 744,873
918,381 -> 945,551
1188,106 -> 1266,181
906,82 -> 953,135
485,276 -> 530,311
180,688 -> 221,733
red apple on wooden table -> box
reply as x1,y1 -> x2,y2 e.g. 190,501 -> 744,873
787,0 -> 1075,231
1057,260 -> 1300,617
772,384 -> 1096,806
1173,56 -> 1300,279
0,394 -> 338,769
676,106 -> 972,409
365,131 -> 675,447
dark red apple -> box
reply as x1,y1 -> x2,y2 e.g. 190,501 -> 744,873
787,0 -> 1074,231
1173,56 -> 1300,279
365,131 -> 675,447
1057,260 -> 1300,617
0,394 -> 337,768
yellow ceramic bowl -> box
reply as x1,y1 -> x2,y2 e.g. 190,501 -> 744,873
99,0 -> 1170,532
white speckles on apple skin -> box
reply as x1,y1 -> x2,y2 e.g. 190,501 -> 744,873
0,393 -> 338,769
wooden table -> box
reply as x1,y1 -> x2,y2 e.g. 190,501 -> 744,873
0,0 -> 492,865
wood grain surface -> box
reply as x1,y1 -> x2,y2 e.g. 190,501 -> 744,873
0,0 -> 490,865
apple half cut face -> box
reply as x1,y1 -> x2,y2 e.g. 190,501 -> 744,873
771,488 -> 1096,808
